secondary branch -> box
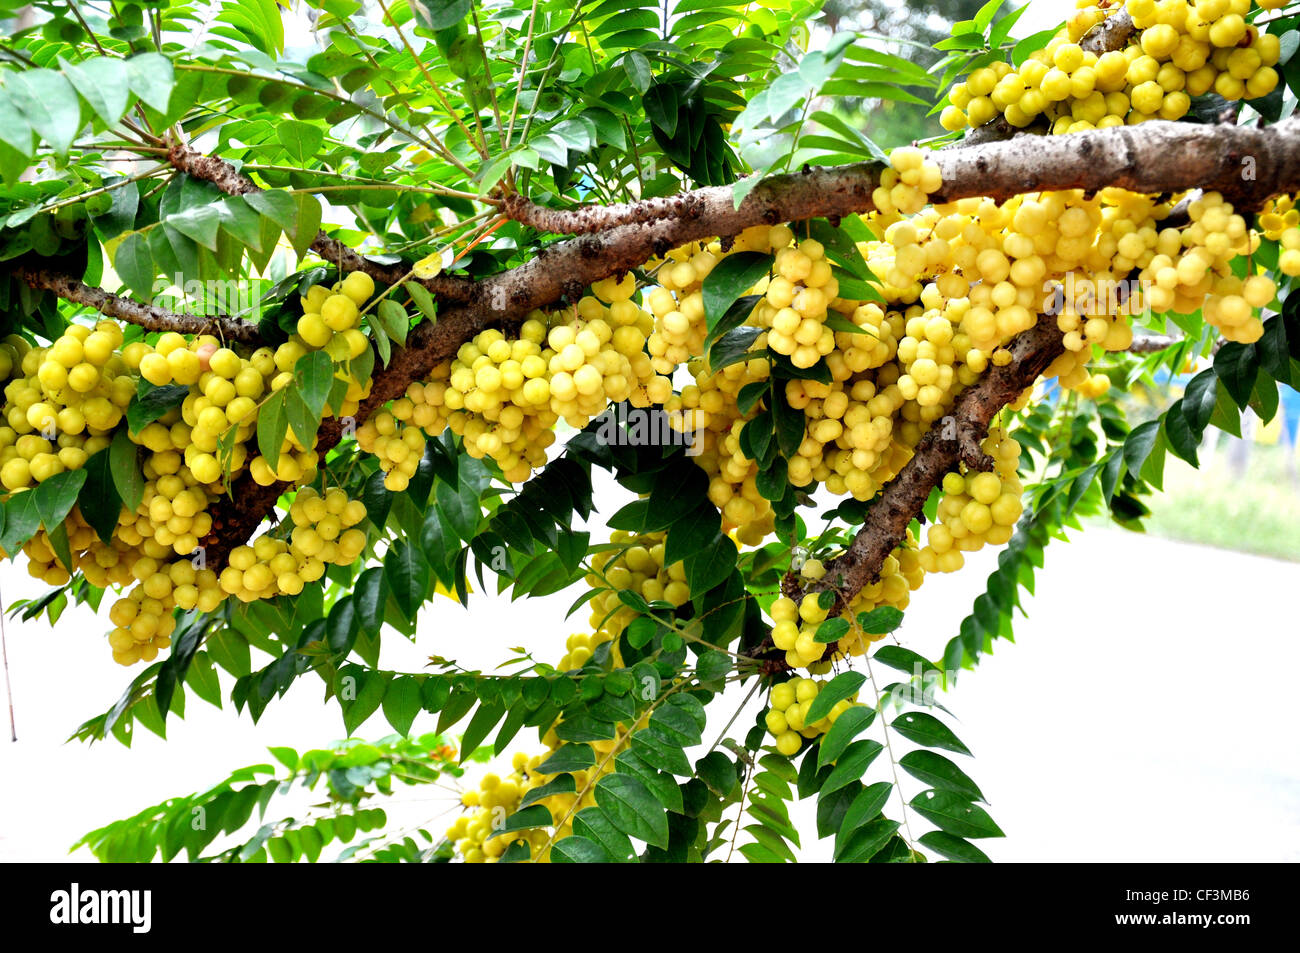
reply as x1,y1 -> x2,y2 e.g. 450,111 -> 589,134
12,266 -> 264,343
166,143 -> 478,305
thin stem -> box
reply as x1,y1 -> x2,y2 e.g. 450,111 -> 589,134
0,577 -> 15,742
175,63 -> 467,174
290,183 -> 498,204
864,655 -> 919,855
706,678 -> 761,757
373,0 -> 488,164
469,1 -> 507,153
31,166 -> 169,216
68,2 -> 109,56
724,762 -> 754,863
504,0 -> 541,150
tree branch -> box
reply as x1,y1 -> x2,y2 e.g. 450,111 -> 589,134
801,315 -> 1067,618
195,119 -> 1300,572
166,143 -> 478,305
12,266 -> 264,343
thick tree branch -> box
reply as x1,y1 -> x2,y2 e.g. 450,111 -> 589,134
12,266 -> 264,343
928,119 -> 1300,210
166,143 -> 478,305
195,119 -> 1300,573
802,315 -> 1067,617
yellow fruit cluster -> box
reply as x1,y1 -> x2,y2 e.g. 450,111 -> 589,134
0,264 -> 396,664
763,235 -> 839,370
1257,194 -> 1300,276
587,530 -> 688,641
666,354 -> 776,539
380,281 -> 667,485
2,324 -> 127,490
768,592 -> 832,670
295,272 -> 375,363
218,489 -> 367,602
831,541 -> 926,663
448,729 -> 631,862
448,527 -> 696,862
942,0 -> 1281,135
355,409 -> 426,491
919,430 -> 1025,575
765,676 -> 863,756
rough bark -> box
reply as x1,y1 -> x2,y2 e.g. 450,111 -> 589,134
13,266 -> 263,343
801,315 -> 1067,616
166,143 -> 478,305
174,120 -> 1300,585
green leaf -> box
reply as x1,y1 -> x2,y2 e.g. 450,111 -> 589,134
375,299 -> 410,346
1213,342 -> 1258,409
5,69 -> 82,154
284,389 -> 318,451
803,671 -> 865,725
1123,421 -> 1161,478
78,449 -> 123,544
918,830 -> 991,862
695,751 -> 738,797
820,739 -> 884,795
32,468 -> 87,533
898,750 -> 986,802
62,57 -> 133,126
702,253 -> 771,337
127,384 -> 188,435
0,91 -> 34,157
593,774 -> 669,848
857,606 -> 904,634
813,616 -> 850,644
114,232 -> 155,302
839,780 -> 894,845
245,190 -> 297,233
167,205 -> 221,251
256,389 -> 288,471
891,711 -> 971,755
518,773 -> 576,809
404,281 -> 437,324
683,540 -> 736,596
276,120 -> 324,163
381,676 -> 421,735
109,428 -> 145,512
384,539 -> 429,620
295,350 -> 333,418
550,835 -> 609,863
0,489 -> 40,554
910,789 -> 1004,839
571,807 -> 635,862
871,645 -> 938,676
341,670 -> 388,735
817,705 -> 875,770
835,816 -> 901,863
536,744 -> 595,774
412,0 -> 471,31
489,804 -> 554,838
125,53 -> 175,112
625,51 -> 652,94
